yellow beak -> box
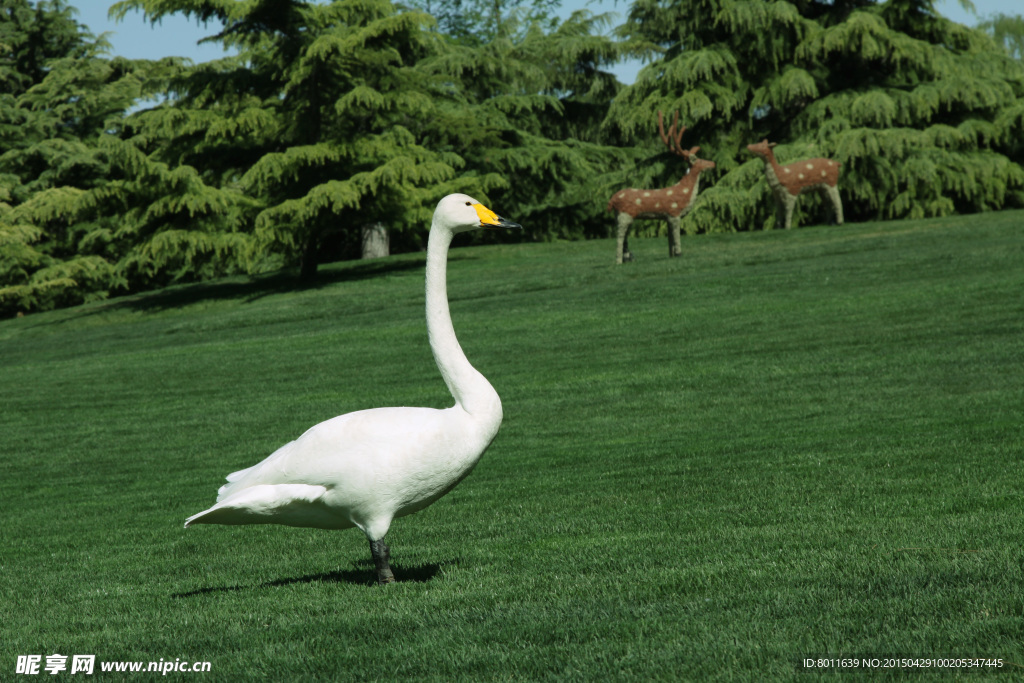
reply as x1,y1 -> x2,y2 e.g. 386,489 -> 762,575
472,203 -> 522,230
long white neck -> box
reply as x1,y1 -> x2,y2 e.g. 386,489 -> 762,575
425,223 -> 502,424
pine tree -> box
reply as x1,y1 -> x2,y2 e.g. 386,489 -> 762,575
410,0 -> 561,46
418,9 -> 648,240
113,0 -> 475,281
607,0 -> 1024,234
979,13 -> 1024,60
77,135 -> 253,291
0,0 -> 148,315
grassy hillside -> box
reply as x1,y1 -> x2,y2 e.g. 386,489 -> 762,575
2,211 -> 1022,680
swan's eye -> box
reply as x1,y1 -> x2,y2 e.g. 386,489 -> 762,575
465,202 -> 471,206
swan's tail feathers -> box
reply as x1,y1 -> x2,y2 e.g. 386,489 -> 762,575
184,484 -> 333,529
224,463 -> 259,484
215,440 -> 300,501
216,469 -> 255,501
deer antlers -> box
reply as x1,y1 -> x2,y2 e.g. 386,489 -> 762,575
658,110 -> 699,159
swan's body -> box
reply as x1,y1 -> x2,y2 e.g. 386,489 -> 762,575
185,194 -> 521,584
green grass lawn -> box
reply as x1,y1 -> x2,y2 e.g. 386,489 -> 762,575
2,211 -> 1022,680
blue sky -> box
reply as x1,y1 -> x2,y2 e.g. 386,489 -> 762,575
74,0 -> 1021,85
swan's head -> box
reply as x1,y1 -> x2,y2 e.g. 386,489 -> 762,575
434,194 -> 522,234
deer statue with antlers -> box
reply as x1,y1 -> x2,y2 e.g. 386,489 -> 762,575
746,139 -> 843,230
607,111 -> 716,264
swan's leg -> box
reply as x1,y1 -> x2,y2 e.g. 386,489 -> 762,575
369,538 -> 395,585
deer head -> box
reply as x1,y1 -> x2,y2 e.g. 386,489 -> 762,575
679,145 -> 720,174
746,139 -> 777,160
688,157 -> 716,173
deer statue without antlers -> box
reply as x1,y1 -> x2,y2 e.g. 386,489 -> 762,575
607,111 -> 716,264
746,139 -> 843,230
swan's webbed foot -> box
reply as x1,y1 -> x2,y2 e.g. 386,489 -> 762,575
369,538 -> 395,586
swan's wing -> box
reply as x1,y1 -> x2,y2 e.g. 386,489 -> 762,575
214,406 -> 455,501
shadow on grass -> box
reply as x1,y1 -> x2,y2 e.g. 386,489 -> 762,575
12,252 -> 488,326
172,561 -> 444,597
118,256 -> 433,314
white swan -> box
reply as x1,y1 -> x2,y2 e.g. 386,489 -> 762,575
185,193 -> 522,584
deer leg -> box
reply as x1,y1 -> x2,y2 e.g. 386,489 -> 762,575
783,194 -> 796,230
667,215 -> 682,257
616,212 -> 633,264
826,185 -> 844,225
770,197 -> 785,231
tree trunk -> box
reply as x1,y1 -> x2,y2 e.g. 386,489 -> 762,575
361,222 -> 389,259
299,234 -> 319,283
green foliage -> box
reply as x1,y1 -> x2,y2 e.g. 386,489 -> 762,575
609,0 -> 1024,234
0,0 -> 153,316
979,12 -> 1024,60
6,0 -> 1024,316
408,0 -> 562,46
114,0 -> 476,280
0,186 -> 119,312
0,0 -> 92,98
419,10 -> 649,241
112,0 -> 648,277
82,137 -> 254,288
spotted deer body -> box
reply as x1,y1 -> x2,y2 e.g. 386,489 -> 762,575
608,159 -> 716,263
608,112 -> 715,264
746,139 -> 843,230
